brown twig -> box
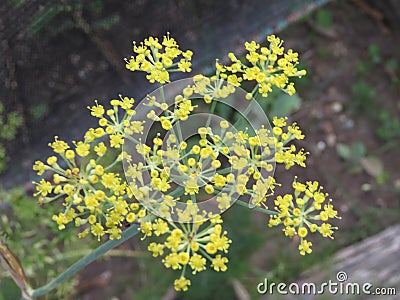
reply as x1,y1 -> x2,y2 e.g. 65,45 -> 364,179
350,0 -> 389,33
0,240 -> 33,298
350,0 -> 383,20
161,286 -> 177,300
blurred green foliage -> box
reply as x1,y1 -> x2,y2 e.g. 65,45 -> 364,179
336,141 -> 366,173
368,43 -> 381,64
376,110 -> 400,142
355,59 -> 370,76
0,102 -> 23,173
29,103 -> 50,121
8,0 -> 120,37
385,58 -> 398,72
0,186 -> 96,299
353,43 -> 400,146
315,8 -> 333,29
350,79 -> 375,115
336,142 -> 385,183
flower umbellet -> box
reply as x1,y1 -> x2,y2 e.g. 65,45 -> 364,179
32,33 -> 340,292
217,35 -> 306,98
124,32 -> 193,84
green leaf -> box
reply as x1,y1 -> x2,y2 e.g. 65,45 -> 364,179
29,4 -> 67,35
356,60 -> 372,75
360,156 -> 384,178
350,80 -> 376,116
385,58 -> 398,71
336,143 -> 351,160
368,44 -> 381,64
92,14 -> 120,31
350,142 -> 366,160
88,0 -> 104,15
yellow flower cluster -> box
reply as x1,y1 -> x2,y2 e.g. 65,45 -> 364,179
144,92 -> 197,131
191,74 -> 237,104
268,177 -> 339,255
271,116 -> 308,169
33,96 -> 146,241
145,216 -> 230,291
125,33 -> 193,84
32,33 -> 340,292
217,35 -> 306,97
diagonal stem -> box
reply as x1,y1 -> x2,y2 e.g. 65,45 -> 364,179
235,199 -> 278,215
29,225 -> 139,298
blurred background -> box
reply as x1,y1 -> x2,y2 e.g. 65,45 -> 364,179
0,0 -> 399,299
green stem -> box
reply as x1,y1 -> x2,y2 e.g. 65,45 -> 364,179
206,100 -> 217,128
158,84 -> 186,161
125,134 -> 139,144
29,225 -> 139,298
233,100 -> 254,129
235,199 -> 278,215
190,193 -> 197,203
104,157 -> 121,172
169,185 -> 184,197
53,248 -> 145,262
372,140 -> 398,155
